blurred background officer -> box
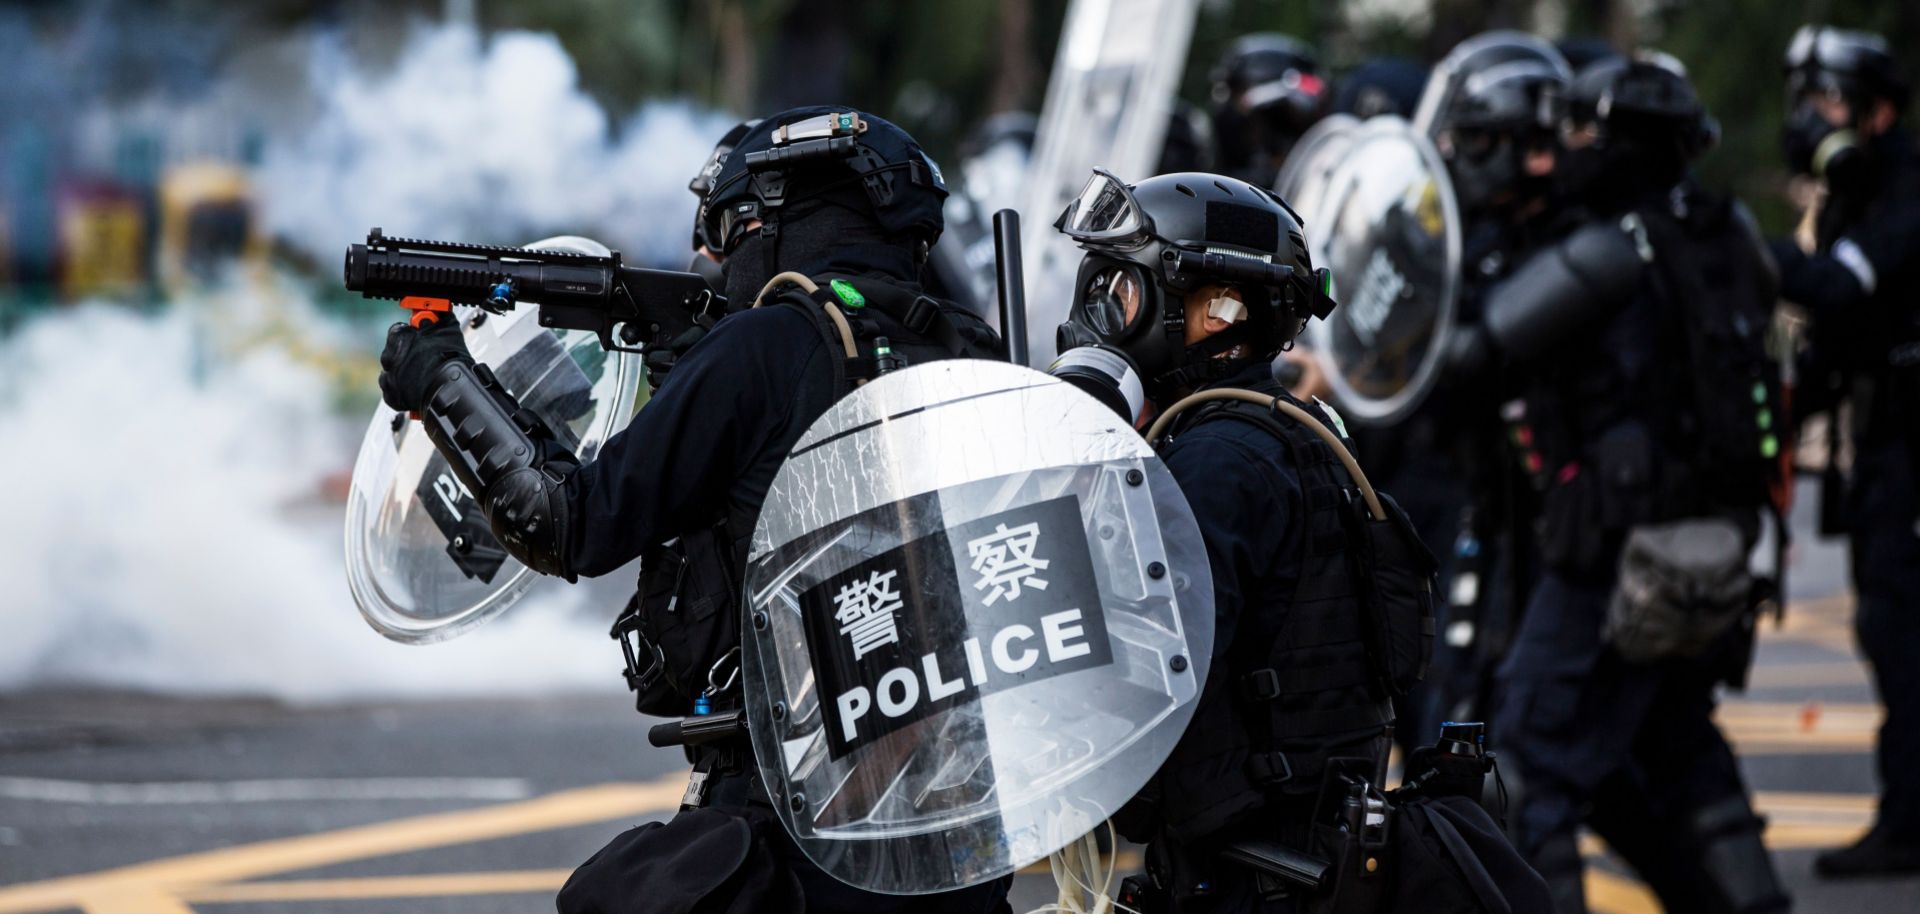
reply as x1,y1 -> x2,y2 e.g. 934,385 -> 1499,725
1329,57 -> 1429,121
1452,57 -> 1791,913
376,107 -> 1007,914
1373,32 -> 1572,745
1771,24 -> 1920,879
1208,34 -> 1326,187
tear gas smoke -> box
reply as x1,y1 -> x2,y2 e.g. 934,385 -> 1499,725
259,23 -> 734,265
0,19 -> 732,700
0,293 -> 624,702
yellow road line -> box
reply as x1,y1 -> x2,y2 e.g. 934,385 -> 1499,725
1765,594 -> 1859,651
1755,790 -> 1878,813
1764,822 -> 1870,850
77,889 -> 199,914
1587,868 -> 1660,914
1755,789 -> 1875,849
181,870 -> 573,903
0,776 -> 684,914
1715,700 -> 1880,753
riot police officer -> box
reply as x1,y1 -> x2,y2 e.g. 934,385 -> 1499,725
1049,168 -> 1540,913
1209,34 -> 1325,187
643,117 -> 763,388
1770,24 -> 1920,879
1454,58 -> 1791,913
376,107 -> 1007,914
1377,33 -> 1573,743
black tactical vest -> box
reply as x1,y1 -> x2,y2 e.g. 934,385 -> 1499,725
619,274 -> 999,718
1141,381 -> 1427,846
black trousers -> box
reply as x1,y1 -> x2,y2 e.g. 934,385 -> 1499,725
1494,572 -> 1762,913
1849,439 -> 1920,842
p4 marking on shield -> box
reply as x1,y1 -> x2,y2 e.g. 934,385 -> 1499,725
834,608 -> 1094,744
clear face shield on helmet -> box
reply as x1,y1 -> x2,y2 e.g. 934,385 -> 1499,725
1054,168 -> 1153,251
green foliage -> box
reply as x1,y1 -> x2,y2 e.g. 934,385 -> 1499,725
177,0 -> 1920,231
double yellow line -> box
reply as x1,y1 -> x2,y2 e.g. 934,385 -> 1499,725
0,777 -> 684,914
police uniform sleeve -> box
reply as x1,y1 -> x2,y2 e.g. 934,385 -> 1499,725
1774,206 -> 1920,320
1160,427 -> 1297,661
560,307 -> 827,578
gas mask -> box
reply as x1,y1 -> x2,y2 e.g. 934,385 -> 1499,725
1447,129 -> 1550,220
1781,102 -> 1866,192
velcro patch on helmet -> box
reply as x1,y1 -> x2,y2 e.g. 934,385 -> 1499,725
1205,202 -> 1279,253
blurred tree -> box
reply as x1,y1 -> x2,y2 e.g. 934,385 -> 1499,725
41,0 -> 1914,234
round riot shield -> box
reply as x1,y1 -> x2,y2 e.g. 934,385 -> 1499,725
343,237 -> 642,643
1286,116 -> 1460,426
741,360 -> 1212,894
1272,113 -> 1360,214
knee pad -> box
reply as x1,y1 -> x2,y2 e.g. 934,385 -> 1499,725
1689,795 -> 1790,914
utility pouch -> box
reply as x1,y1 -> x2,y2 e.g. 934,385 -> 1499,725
1117,873 -> 1170,914
1221,839 -> 1331,901
1306,775 -> 1394,914
1603,517 -> 1754,663
1342,489 -> 1439,697
623,524 -> 742,715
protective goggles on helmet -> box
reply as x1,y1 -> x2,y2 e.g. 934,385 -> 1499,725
1055,168 -> 1153,249
1785,26 -> 1887,78
699,111 -> 876,254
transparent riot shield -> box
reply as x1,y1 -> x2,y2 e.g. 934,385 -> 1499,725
1272,113 -> 1360,212
741,360 -> 1212,894
1278,116 -> 1460,426
1020,0 -> 1202,365
343,237 -> 643,643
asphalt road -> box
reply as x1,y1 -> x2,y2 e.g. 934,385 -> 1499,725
1,495 -> 1916,912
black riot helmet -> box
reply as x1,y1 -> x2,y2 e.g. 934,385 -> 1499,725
1331,57 -> 1429,120
1210,34 -> 1325,180
690,118 -> 762,254
1559,54 -> 1717,211
1784,25 -> 1910,114
1781,26 -> 1910,182
700,107 -> 949,262
1419,32 -> 1570,219
1054,169 -> 1336,397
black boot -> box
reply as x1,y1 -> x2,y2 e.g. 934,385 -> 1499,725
1815,824 -> 1920,879
1690,796 -> 1790,913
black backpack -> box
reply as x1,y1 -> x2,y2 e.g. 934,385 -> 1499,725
1633,190 -> 1787,515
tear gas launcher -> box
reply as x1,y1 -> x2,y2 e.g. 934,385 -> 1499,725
343,228 -> 722,353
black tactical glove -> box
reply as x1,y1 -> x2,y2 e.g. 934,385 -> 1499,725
378,317 -> 474,413
641,322 -> 713,391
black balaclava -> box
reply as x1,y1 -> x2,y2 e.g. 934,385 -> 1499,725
721,189 -> 920,308
1558,128 -> 1688,215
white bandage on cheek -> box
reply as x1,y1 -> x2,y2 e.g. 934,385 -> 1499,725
1206,296 -> 1247,324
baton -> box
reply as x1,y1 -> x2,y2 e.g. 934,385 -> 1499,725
992,209 -> 1029,367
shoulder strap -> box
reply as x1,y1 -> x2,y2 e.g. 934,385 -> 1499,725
1148,387 -> 1385,522
750,271 -> 869,394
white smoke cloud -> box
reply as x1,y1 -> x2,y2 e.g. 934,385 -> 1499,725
0,18 -> 745,701
0,291 -> 625,702
259,23 -> 735,265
